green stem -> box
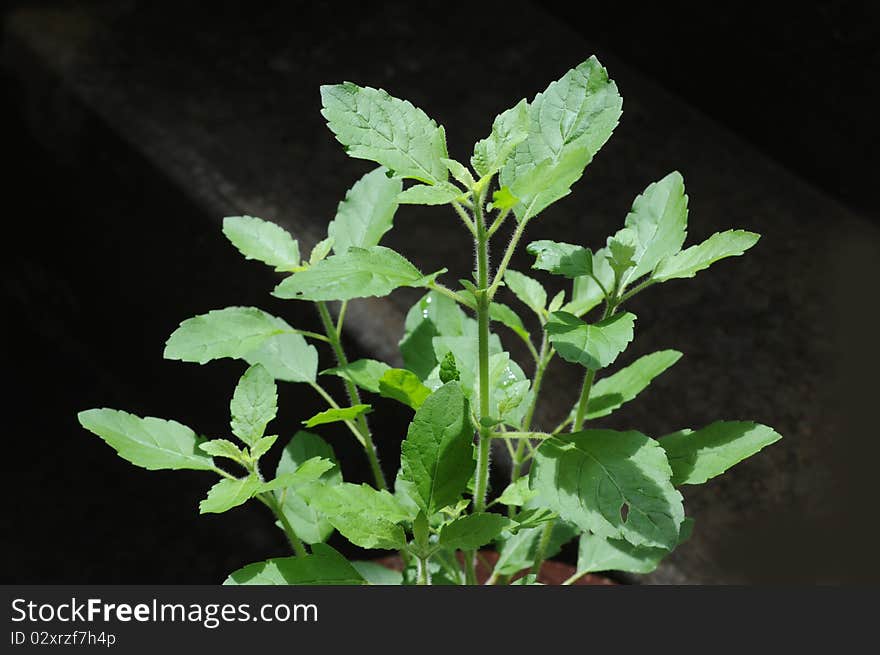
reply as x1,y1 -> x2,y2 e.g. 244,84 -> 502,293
427,281 -> 474,309
487,217 -> 530,297
571,368 -> 597,433
618,278 -> 655,305
315,301 -> 387,490
309,381 -> 367,447
530,520 -> 554,577
264,493 -> 308,557
283,328 -> 331,343
335,300 -> 348,335
493,431 -> 552,440
561,570 -> 588,586
416,556 -> 432,585
509,335 -> 550,511
463,554 -> 478,585
486,208 -> 510,237
472,190 -> 492,514
452,200 -> 477,236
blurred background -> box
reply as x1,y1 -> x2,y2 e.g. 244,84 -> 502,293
2,0 -> 878,584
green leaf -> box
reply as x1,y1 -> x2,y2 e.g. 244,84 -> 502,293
606,228 -> 638,280
501,57 -> 622,221
309,237 -> 334,264
548,290 -> 565,313
576,533 -> 667,575
224,543 -> 364,585
496,477 -> 537,507
530,430 -> 685,549
618,172 -> 689,288
320,82 -> 448,184
398,182 -> 462,205
586,350 -> 682,419
303,404 -> 372,428
351,561 -> 403,585
439,513 -> 512,551
400,291 -> 470,380
546,311 -> 636,370
199,439 -> 246,463
503,269 -> 547,317
526,240 -> 593,279
309,483 -> 409,550
399,383 -> 475,514
490,186 -> 519,211
566,246 -> 615,316
441,158 -> 475,187
328,167 -> 401,255
323,359 -> 391,394
275,432 -> 341,544
471,98 -> 529,178
249,435 -> 277,460
222,215 -> 300,271
511,507 -> 557,530
243,331 -> 318,384
164,307 -> 289,365
489,302 -> 531,343
77,409 -> 214,471
199,475 -> 262,514
438,351 -> 460,384
378,369 -> 431,409
487,353 -> 532,427
260,457 -> 335,492
493,522 -> 578,576
273,246 -> 441,301
652,230 -> 760,282
576,518 -> 694,575
659,421 -> 782,486
229,364 -> 277,446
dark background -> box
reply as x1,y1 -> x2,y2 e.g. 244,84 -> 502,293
2,1 -> 878,583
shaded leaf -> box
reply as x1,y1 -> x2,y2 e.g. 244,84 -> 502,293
274,246 -> 441,301
379,369 -> 431,409
530,430 -> 684,549
660,421 -> 782,485
439,513 -> 512,551
275,432 -> 341,544
585,350 -> 682,419
526,240 -> 593,279
546,311 -> 635,370
323,359 -> 391,394
224,543 -> 364,585
309,483 -> 409,550
399,383 -> 474,514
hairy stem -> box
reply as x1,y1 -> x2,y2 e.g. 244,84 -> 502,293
530,519 -> 554,577
488,217 -> 530,297
571,369 -> 597,433
416,556 -> 432,585
264,493 -> 308,557
472,191 -> 492,514
315,301 -> 387,490
508,336 -> 551,518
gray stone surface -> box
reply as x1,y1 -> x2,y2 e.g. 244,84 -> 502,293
5,0 -> 876,583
